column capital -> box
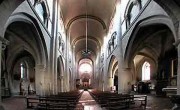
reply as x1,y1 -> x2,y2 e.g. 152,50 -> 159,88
0,36 -> 9,45
35,64 -> 46,70
173,39 -> 180,47
0,36 -> 9,50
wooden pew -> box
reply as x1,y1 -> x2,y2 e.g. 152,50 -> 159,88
34,90 -> 83,110
133,95 -> 147,109
89,90 -> 147,110
26,97 -> 39,108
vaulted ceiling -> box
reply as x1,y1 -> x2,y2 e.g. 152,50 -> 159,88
59,0 -> 117,59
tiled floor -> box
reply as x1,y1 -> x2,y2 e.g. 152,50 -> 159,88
1,92 -> 174,110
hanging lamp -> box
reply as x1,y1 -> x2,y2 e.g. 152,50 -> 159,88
82,0 -> 91,57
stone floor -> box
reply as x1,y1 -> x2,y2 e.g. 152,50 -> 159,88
76,91 -> 104,110
1,92 -> 174,110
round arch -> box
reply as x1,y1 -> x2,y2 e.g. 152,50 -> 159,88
108,55 -> 118,78
107,55 -> 118,91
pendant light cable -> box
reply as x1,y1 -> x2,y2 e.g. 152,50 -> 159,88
85,0 -> 88,52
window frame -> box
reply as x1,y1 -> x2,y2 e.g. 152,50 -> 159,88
33,0 -> 50,27
142,61 -> 151,81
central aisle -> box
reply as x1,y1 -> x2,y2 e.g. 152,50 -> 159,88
76,90 -> 105,110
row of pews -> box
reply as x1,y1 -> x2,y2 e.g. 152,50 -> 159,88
89,90 -> 147,110
26,90 -> 83,110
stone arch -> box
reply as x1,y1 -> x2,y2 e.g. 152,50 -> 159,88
0,0 -> 25,36
124,15 -> 177,95
134,55 -> 157,82
124,16 -> 177,68
3,13 -> 48,95
78,58 -> 93,89
107,55 -> 118,91
124,0 -> 141,25
153,0 -> 180,26
66,15 -> 107,30
4,12 -> 48,65
8,50 -> 35,95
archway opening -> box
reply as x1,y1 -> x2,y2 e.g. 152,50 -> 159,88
108,55 -> 118,92
11,52 -> 35,96
78,58 -> 93,89
3,20 -> 46,96
142,61 -> 150,81
57,56 -> 64,93
126,24 -> 177,95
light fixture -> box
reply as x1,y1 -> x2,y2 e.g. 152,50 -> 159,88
85,0 -> 88,53
82,0 -> 91,57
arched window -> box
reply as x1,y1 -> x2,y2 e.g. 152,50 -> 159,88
58,33 -> 62,50
111,32 -> 117,48
35,3 -> 45,22
79,63 -> 92,73
34,1 -> 49,26
29,0 -> 35,6
108,41 -> 112,55
125,0 -> 141,27
140,0 -> 148,7
61,41 -> 65,55
142,62 -> 150,81
129,3 -> 140,23
20,62 -> 27,79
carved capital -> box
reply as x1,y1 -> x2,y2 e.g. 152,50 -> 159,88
0,36 -> 9,50
35,64 -> 46,70
173,39 -> 180,47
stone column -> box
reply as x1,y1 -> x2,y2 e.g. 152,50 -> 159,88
118,68 -> 132,94
70,46 -> 75,90
0,43 -> 3,102
59,75 -> 64,92
102,80 -> 105,91
35,64 -> 46,96
118,67 -> 126,93
118,39 -> 132,93
0,37 -> 9,110
108,76 -> 113,91
170,23 -> 180,110
177,44 -> 180,95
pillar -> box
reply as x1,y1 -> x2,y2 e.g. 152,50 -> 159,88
71,46 -> 75,90
0,42 -> 3,102
35,64 -> 46,96
118,68 -> 132,93
102,80 -> 105,91
0,37 -> 9,109
174,22 -> 180,95
170,22 -> 180,110
59,75 -> 64,92
177,44 -> 180,95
